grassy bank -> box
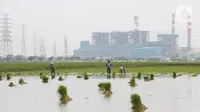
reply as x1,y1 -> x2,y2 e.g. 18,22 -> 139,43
0,62 -> 200,72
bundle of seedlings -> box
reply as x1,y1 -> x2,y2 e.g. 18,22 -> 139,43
8,82 -> 15,87
39,72 -> 43,79
19,78 -> 27,85
128,76 -> 136,87
77,75 -> 82,78
84,73 -> 89,80
137,72 -> 142,79
172,72 -> 176,78
7,73 -> 11,80
131,94 -> 147,112
112,72 -> 116,78
57,85 -> 72,104
98,83 -> 105,91
150,74 -> 154,80
143,76 -> 150,82
0,73 -> 2,81
58,76 -> 64,81
42,75 -> 49,83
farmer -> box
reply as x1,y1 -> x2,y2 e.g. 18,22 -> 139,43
106,60 -> 112,75
119,65 -> 126,74
49,63 -> 56,79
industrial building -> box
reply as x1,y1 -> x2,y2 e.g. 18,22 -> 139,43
73,14 -> 183,58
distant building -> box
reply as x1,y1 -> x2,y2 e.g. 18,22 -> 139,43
73,31 -> 178,58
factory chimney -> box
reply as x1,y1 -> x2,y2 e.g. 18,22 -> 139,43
172,13 -> 175,34
134,16 -> 139,31
187,15 -> 192,51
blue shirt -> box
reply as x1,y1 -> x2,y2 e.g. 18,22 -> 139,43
106,62 -> 111,68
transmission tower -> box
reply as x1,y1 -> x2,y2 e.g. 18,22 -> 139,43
64,36 -> 68,57
21,24 -> 27,56
39,37 -> 45,56
0,14 -> 13,57
53,41 -> 56,57
33,32 -> 37,56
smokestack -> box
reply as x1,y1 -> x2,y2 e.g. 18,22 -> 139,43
134,16 -> 139,30
187,15 -> 192,50
172,13 -> 175,34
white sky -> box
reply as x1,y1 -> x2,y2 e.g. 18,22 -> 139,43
0,0 -> 200,56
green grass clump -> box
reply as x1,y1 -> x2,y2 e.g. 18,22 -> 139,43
58,76 -> 64,81
173,72 -> 176,78
42,75 -> 49,83
112,72 -> 116,78
129,77 -> 136,87
8,82 -> 15,87
7,73 -> 11,80
150,74 -> 154,80
19,78 -> 27,85
131,94 -> 147,112
84,73 -> 89,80
57,85 -> 72,104
137,72 -> 141,79
0,74 -> 2,81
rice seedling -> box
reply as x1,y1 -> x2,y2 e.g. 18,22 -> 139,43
42,75 -> 49,83
173,72 -> 176,78
77,75 -> 82,78
39,72 -> 43,79
8,82 -> 15,87
19,78 -> 27,85
7,73 -> 11,80
150,74 -> 154,80
112,72 -> 116,78
84,73 -> 89,80
128,76 -> 136,87
58,76 -> 64,81
0,74 -> 2,81
57,85 -> 72,104
98,83 -> 105,91
137,72 -> 141,79
131,94 -> 147,112
103,82 -> 113,96
143,76 -> 150,81
192,73 -> 198,77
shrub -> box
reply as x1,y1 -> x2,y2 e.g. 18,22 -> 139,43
57,85 -> 72,104
131,94 -> 147,112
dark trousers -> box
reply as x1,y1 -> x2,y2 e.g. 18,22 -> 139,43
107,68 -> 111,74
119,69 -> 126,74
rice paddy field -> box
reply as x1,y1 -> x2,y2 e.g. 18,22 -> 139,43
1,62 -> 200,112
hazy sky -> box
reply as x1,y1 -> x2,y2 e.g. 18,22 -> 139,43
0,0 -> 200,56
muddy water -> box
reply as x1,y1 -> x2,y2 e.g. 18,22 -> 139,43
0,75 -> 200,112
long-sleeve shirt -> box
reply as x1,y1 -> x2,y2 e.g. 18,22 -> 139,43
106,62 -> 111,68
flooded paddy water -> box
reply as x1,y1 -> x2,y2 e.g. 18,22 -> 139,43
0,73 -> 200,112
